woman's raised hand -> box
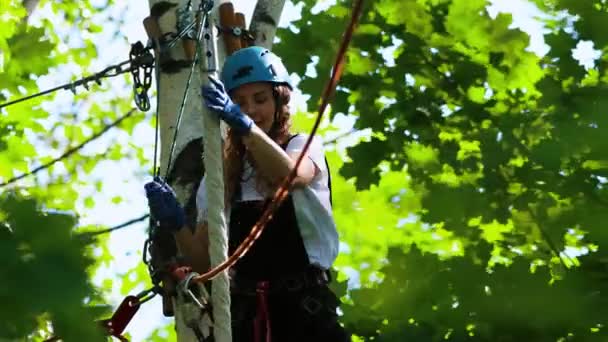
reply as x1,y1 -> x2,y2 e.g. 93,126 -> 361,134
201,75 -> 253,135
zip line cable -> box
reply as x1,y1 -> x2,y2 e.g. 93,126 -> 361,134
79,213 -> 150,240
0,15 -> 203,186
0,60 -> 135,110
0,18 -> 200,111
0,108 -> 139,188
152,67 -> 161,177
0,54 -> 154,111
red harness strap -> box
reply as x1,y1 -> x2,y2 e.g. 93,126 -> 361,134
254,281 -> 272,342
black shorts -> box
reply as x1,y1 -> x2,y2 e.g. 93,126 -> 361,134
231,284 -> 351,342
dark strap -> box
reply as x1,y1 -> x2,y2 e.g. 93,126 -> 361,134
281,133 -> 300,149
254,281 -> 272,342
231,266 -> 329,294
325,157 -> 332,206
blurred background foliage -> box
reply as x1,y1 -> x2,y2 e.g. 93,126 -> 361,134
1,0 -> 607,340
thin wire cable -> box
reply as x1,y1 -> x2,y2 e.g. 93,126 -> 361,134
0,108 -> 139,188
0,60 -> 133,110
79,214 -> 150,240
0,19 -> 198,111
152,67 -> 161,178
164,11 -> 209,180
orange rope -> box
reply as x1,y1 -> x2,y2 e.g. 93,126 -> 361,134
193,0 -> 366,285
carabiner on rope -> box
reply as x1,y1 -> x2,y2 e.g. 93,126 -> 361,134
182,272 -> 211,310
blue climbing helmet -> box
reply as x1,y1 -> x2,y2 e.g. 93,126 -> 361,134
221,46 -> 292,92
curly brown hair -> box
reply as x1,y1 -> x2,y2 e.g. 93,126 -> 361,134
223,84 -> 292,205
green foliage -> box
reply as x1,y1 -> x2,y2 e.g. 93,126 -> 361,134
0,0 -> 151,339
4,0 -> 608,340
0,194 -> 105,341
342,246 -> 607,341
276,0 -> 608,340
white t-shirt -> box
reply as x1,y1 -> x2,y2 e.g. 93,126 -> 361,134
196,134 -> 339,270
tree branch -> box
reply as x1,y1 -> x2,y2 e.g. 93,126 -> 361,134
0,108 -> 139,188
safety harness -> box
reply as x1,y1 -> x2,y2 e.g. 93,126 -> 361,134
227,134 -> 332,342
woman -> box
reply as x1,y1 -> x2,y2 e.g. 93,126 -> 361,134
146,46 -> 349,341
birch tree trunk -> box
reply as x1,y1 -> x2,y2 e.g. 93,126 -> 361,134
146,1 -> 213,341
250,0 -> 287,49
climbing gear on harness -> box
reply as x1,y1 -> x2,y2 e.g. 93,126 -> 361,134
182,271 -> 212,310
145,177 -> 186,231
221,46 -> 293,92
172,265 -> 215,342
202,75 -> 253,135
230,267 -> 330,295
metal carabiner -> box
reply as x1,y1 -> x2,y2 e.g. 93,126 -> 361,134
181,272 -> 211,310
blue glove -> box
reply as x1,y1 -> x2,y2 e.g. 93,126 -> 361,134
201,75 -> 253,135
144,177 -> 185,231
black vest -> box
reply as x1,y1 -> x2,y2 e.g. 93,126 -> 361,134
228,136 -> 310,280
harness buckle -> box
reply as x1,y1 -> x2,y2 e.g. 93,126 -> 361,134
282,274 -> 304,292
301,296 -> 323,315
182,272 -> 211,311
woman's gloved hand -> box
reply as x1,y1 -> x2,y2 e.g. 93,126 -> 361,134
144,177 -> 185,231
201,75 -> 253,135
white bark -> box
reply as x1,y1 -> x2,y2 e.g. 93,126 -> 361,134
250,0 -> 287,49
153,5 -> 204,182
147,1 -> 211,341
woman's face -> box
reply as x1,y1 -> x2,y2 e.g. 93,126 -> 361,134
231,82 -> 276,133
